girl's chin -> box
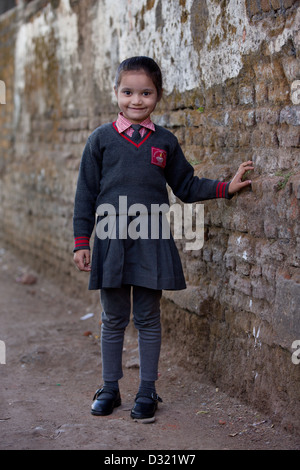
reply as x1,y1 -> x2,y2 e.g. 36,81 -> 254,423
125,115 -> 148,123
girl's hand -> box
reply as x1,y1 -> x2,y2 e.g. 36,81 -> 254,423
228,161 -> 254,195
74,249 -> 91,272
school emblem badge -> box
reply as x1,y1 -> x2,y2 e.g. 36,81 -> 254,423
151,147 -> 167,168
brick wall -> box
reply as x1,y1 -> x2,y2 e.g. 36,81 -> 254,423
246,0 -> 299,17
0,0 -> 299,431
0,0 -> 16,16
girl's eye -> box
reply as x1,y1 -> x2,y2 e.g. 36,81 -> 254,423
123,91 -> 131,96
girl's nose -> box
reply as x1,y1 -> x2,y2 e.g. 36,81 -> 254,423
132,93 -> 142,104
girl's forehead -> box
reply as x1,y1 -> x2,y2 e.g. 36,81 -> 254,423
118,70 -> 155,88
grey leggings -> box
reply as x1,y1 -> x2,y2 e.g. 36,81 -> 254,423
100,285 -> 162,382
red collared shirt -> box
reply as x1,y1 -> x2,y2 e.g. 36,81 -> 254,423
115,112 -> 155,138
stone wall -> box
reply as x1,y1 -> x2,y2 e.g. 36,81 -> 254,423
0,0 -> 16,16
0,0 -> 299,431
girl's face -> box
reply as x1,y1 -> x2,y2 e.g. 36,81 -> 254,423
114,70 -> 160,124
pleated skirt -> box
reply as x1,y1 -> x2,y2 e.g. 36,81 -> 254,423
89,214 -> 186,291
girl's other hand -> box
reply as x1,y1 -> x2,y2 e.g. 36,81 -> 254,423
74,249 -> 91,272
228,161 -> 254,195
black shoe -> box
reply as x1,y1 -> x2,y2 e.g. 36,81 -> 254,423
91,387 -> 121,416
130,392 -> 162,420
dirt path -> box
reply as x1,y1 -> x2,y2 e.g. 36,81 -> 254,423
0,246 -> 299,451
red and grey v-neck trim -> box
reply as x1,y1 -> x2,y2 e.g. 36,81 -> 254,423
112,121 -> 153,149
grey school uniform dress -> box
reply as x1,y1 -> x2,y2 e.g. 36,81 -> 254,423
73,122 -> 231,291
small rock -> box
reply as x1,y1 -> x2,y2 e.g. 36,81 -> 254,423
125,357 -> 140,369
16,273 -> 37,285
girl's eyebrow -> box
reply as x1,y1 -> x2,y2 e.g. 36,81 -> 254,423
120,87 -> 155,92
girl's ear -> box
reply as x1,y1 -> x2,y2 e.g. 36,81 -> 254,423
114,86 -> 118,98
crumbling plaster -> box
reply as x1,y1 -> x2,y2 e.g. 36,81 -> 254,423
14,0 -> 300,113
14,0 -> 79,127
91,0 -> 300,94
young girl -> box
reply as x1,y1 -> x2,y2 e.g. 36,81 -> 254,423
73,56 -> 253,421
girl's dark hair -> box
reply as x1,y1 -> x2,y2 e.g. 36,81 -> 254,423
115,56 -> 163,99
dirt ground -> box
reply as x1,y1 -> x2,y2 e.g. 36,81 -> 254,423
0,246 -> 299,451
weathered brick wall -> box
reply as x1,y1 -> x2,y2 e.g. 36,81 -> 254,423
0,0 -> 16,16
0,0 -> 299,431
